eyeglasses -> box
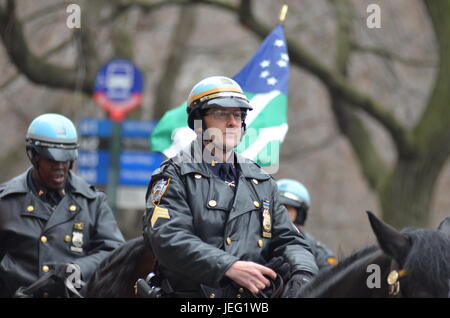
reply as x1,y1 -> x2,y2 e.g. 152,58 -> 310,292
206,109 -> 247,121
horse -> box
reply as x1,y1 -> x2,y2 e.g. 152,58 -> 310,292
83,212 -> 450,298
83,236 -> 155,298
294,212 -> 450,298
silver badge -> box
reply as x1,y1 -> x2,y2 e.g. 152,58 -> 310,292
71,231 -> 84,253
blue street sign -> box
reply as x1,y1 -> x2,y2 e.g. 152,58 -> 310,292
77,150 -> 110,186
119,151 -> 164,186
76,118 -> 163,186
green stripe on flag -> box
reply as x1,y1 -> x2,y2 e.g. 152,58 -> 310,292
150,102 -> 187,152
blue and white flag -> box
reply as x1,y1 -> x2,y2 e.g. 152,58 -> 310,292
150,24 -> 289,167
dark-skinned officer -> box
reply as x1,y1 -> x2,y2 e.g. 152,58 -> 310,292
143,76 -> 318,298
0,113 -> 124,297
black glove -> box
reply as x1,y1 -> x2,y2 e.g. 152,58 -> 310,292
282,271 -> 313,298
264,256 -> 291,283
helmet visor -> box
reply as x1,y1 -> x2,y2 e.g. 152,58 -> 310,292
202,97 -> 253,111
279,191 -> 304,209
34,145 -> 78,162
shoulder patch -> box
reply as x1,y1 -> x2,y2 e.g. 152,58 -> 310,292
150,206 -> 170,228
150,177 -> 171,206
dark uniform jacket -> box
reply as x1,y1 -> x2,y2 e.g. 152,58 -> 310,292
143,141 -> 318,295
302,231 -> 337,269
0,169 -> 124,297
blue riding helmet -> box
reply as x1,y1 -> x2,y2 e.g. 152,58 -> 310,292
277,179 -> 310,225
26,113 -> 79,162
186,76 -> 253,130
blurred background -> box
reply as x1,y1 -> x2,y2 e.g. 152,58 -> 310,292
0,0 -> 449,257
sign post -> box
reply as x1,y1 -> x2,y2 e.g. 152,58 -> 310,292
93,59 -> 143,215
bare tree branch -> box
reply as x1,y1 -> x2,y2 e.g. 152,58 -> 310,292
351,42 -> 436,68
152,5 -> 197,119
327,0 -> 390,191
0,0 -> 93,94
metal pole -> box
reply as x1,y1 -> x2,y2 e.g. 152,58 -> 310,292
107,120 -> 122,216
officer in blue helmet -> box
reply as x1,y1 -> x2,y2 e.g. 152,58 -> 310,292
0,113 -> 124,297
277,179 -> 337,269
143,76 -> 318,298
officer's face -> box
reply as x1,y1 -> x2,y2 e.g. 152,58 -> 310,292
285,204 -> 298,223
203,107 -> 243,151
34,155 -> 70,190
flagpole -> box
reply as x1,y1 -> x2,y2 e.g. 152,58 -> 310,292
278,4 -> 288,24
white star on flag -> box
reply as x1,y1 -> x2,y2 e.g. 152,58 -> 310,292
277,60 -> 287,68
274,39 -> 284,47
281,53 -> 289,61
260,60 -> 270,68
260,70 -> 270,78
267,77 -> 278,85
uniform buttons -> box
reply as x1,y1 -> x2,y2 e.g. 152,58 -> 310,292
209,293 -> 216,298
69,205 -> 77,212
40,236 -> 48,243
252,179 -> 259,185
26,205 -> 34,212
236,294 -> 241,298
42,265 -> 49,273
238,288 -> 244,294
253,201 -> 261,208
194,174 -> 202,179
226,237 -> 232,245
208,200 -> 217,207
64,235 -> 71,243
258,240 -> 264,248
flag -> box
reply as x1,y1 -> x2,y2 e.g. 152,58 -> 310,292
150,24 -> 289,167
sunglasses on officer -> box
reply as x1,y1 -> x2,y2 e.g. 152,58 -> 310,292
205,109 -> 247,121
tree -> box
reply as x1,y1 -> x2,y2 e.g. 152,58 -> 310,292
0,0 -> 448,228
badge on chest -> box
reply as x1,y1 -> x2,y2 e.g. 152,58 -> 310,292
262,200 -> 272,238
71,222 -> 84,253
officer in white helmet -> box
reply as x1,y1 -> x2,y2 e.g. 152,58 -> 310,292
0,113 -> 124,297
143,76 -> 318,298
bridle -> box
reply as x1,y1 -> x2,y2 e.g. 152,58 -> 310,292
387,259 -> 407,297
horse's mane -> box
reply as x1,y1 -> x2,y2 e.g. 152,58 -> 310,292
84,236 -> 148,298
401,228 -> 450,296
298,244 -> 380,297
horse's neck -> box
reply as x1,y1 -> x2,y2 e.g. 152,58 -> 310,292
302,248 -> 392,297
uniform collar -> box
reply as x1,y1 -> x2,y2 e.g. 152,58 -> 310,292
0,167 -> 96,200
173,140 -> 271,181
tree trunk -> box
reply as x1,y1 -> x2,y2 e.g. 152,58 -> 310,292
380,155 -> 445,228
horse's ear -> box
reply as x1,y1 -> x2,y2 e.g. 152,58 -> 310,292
366,211 -> 411,264
437,217 -> 450,238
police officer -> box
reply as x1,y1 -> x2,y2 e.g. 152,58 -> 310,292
143,76 -> 318,298
0,113 -> 125,297
277,179 -> 337,269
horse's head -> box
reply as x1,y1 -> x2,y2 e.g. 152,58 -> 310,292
367,211 -> 450,298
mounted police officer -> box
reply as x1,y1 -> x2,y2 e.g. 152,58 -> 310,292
0,113 -> 124,297
277,179 -> 337,269
143,76 -> 318,298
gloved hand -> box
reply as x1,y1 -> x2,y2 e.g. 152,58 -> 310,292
264,256 -> 291,283
282,271 -> 313,298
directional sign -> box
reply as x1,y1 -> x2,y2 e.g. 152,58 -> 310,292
93,59 -> 144,121
76,118 -> 163,187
